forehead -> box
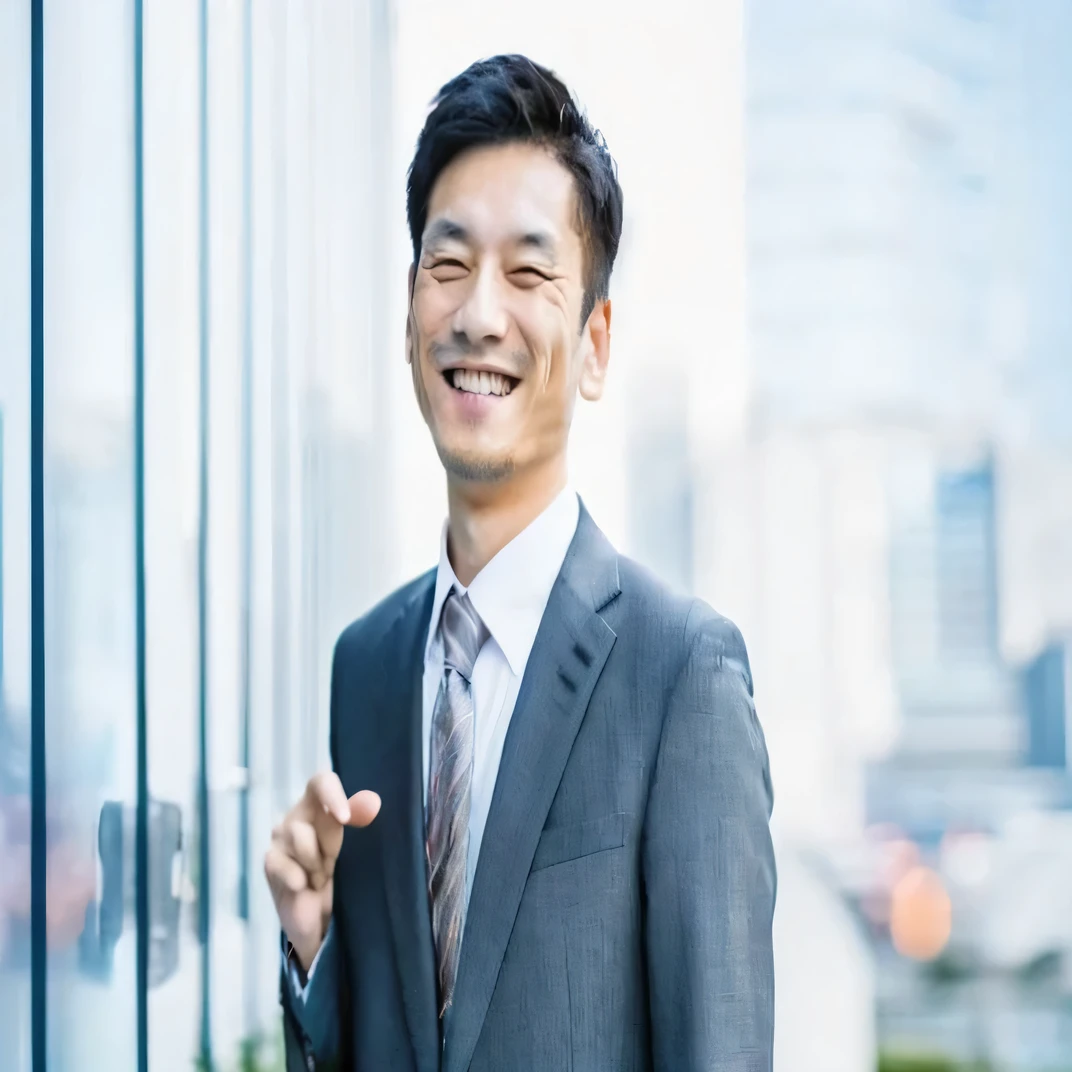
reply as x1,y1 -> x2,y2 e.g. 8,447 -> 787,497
424,142 -> 582,260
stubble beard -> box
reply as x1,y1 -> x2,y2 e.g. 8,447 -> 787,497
437,443 -> 516,484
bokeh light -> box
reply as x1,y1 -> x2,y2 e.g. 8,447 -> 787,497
890,865 -> 953,962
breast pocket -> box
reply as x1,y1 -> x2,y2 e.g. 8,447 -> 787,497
530,811 -> 627,872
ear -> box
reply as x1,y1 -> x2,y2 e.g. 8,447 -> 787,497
405,263 -> 416,365
578,298 -> 612,402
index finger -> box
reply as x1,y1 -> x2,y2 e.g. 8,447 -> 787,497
346,790 -> 381,828
304,771 -> 350,826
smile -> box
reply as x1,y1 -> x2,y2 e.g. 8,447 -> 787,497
445,368 -> 518,397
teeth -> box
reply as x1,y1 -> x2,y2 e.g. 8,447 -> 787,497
450,369 -> 513,396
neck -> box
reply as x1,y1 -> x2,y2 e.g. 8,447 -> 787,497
445,459 -> 568,587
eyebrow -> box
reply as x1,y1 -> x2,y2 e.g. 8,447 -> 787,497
516,230 -> 558,262
422,218 -> 559,263
422,218 -> 469,251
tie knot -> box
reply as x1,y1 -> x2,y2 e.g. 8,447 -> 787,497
439,589 -> 489,681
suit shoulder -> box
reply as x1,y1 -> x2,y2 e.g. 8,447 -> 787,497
333,568 -> 435,663
684,599 -> 748,658
615,554 -> 747,661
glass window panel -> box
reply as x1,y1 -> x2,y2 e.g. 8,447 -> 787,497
239,1 -> 398,1059
42,2 -> 138,1070
0,2 -> 31,1070
142,0 -> 203,1067
203,0 -> 248,1065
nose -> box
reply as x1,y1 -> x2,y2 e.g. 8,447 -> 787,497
452,264 -> 509,345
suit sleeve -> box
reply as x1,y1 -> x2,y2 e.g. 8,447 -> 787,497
280,639 -> 352,1070
281,923 -> 340,1065
642,607 -> 776,1071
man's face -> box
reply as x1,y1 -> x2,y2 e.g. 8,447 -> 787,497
407,142 -> 610,485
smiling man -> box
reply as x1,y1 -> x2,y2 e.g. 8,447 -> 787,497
265,54 -> 776,1072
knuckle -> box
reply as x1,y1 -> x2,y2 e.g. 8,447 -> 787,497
264,856 -> 283,890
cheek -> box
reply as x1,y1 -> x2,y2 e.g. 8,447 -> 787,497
407,332 -> 436,415
412,284 -> 455,343
529,350 -> 580,437
518,305 -> 576,390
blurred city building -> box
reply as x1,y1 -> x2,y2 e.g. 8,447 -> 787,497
729,0 -> 1072,1067
1022,640 -> 1071,771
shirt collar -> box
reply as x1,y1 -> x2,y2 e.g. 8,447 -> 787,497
424,485 -> 581,677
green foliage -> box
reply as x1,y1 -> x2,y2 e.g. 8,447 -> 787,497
921,950 -> 975,987
877,1054 -> 992,1072
1018,949 -> 1064,986
193,1036 -> 284,1072
239,1037 -> 280,1072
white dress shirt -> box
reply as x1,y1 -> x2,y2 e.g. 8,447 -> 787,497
291,485 -> 580,999
422,483 -> 580,900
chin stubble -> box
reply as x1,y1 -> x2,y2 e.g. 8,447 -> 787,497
438,447 -> 516,484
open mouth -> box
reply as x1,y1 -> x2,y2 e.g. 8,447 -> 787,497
444,368 -> 519,397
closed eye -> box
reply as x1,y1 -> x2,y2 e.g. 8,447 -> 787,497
511,267 -> 551,285
429,259 -> 469,281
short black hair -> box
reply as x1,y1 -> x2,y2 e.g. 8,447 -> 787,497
406,54 -> 624,325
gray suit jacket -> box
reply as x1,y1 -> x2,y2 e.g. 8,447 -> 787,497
282,504 -> 775,1071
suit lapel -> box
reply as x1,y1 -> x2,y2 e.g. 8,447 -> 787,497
376,577 -> 441,1072
443,505 -> 621,1072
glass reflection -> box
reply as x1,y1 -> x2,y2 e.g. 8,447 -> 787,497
43,2 -> 137,1068
0,0 -> 32,1068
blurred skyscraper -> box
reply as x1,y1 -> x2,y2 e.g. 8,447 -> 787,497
744,0 -> 1005,434
990,0 -> 1072,669
934,464 -> 1000,660
703,0 -> 1014,843
721,0 -> 1072,850
1022,642 -> 1071,771
887,454 -> 1021,769
733,6 -> 1072,1064
994,0 -> 1072,452
869,447 -> 1070,843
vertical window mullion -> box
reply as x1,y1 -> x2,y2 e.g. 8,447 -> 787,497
29,0 -> 47,1065
197,0 -> 213,1066
133,0 -> 149,1069
238,0 -> 255,1053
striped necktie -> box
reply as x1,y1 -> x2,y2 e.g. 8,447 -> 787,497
426,587 -> 489,1017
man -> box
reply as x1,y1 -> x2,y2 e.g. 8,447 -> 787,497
265,54 -> 775,1072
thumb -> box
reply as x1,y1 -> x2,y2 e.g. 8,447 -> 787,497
346,790 -> 381,828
